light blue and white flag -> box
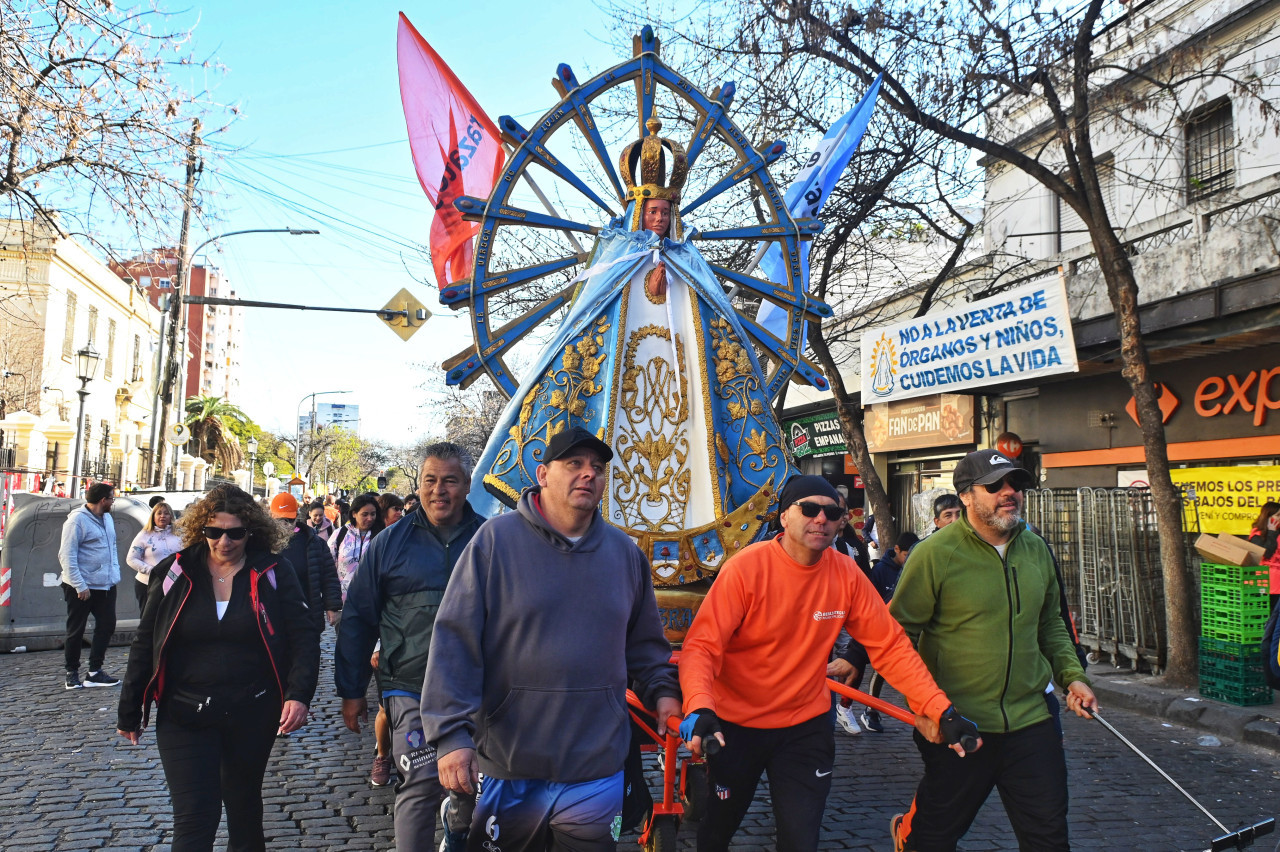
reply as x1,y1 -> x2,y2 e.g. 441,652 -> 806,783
755,73 -> 883,340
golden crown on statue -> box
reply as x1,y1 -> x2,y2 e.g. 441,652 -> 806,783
619,117 -> 689,206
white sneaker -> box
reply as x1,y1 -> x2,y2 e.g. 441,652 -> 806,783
835,703 -> 862,735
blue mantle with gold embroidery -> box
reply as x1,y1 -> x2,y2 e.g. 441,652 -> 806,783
471,216 -> 795,585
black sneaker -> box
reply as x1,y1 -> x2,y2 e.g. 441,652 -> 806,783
64,670 -> 83,690
83,669 -> 120,687
860,709 -> 884,733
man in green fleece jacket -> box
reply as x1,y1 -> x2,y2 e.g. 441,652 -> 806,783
889,449 -> 1097,852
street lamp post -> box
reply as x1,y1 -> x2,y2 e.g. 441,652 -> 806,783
296,390 -> 350,483
155,227 -> 320,487
70,344 -> 100,499
247,436 -> 259,495
1,369 -> 29,419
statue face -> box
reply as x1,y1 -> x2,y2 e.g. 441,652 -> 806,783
642,198 -> 671,237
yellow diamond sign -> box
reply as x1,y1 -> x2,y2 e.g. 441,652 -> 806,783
380,288 -> 430,341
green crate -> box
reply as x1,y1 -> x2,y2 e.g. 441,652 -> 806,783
1201,587 -> 1272,618
1200,563 -> 1270,587
1200,608 -> 1271,643
1200,637 -> 1264,658
1198,647 -> 1265,681
1201,570 -> 1269,599
1198,675 -> 1274,706
1202,586 -> 1270,611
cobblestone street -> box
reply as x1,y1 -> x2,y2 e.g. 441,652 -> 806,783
3,634 -> 1278,851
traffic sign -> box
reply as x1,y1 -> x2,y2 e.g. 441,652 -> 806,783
262,461 -> 276,477
379,288 -> 430,341
165,423 -> 189,446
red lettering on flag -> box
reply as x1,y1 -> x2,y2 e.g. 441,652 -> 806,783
397,14 -> 505,288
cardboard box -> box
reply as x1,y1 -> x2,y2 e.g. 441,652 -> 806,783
1195,533 -> 1260,567
1217,533 -> 1266,563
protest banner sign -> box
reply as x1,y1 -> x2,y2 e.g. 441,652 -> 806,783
861,277 -> 1079,404
1170,465 -> 1280,535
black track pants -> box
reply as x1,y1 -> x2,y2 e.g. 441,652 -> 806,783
902,718 -> 1069,852
697,713 -> 833,852
156,692 -> 281,852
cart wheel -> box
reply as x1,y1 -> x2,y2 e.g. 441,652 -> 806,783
1086,652 -> 1100,665
645,814 -> 679,852
682,762 -> 709,822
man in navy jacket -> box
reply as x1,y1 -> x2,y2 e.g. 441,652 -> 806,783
335,442 -> 486,852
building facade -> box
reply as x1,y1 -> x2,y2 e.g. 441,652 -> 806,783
782,0 -> 1280,535
0,220 -> 208,492
112,249 -> 245,402
299,402 -> 360,435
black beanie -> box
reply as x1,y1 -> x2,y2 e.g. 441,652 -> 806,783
778,475 -> 841,513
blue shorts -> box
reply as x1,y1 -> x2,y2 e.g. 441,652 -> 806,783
468,770 -> 624,852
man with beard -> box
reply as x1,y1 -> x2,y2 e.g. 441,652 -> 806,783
888,450 -> 1096,852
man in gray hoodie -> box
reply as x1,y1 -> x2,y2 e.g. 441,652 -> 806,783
421,426 -> 681,850
59,481 -> 122,689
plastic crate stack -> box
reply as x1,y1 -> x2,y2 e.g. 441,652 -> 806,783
1199,562 -> 1273,706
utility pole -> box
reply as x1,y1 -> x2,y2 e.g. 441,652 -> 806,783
154,119 -> 201,487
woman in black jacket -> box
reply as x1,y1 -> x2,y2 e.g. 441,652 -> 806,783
117,484 -> 320,852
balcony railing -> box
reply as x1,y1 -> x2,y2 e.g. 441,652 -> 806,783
984,173 -> 1280,294
81,456 -> 123,485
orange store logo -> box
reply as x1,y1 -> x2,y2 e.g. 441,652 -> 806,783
1194,367 -> 1280,426
1126,367 -> 1279,428
1126,383 -> 1179,426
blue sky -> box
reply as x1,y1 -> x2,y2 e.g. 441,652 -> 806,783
181,1 -> 632,443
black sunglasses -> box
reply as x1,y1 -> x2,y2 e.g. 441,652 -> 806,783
203,526 -> 250,541
981,477 -> 1026,494
794,500 -> 845,521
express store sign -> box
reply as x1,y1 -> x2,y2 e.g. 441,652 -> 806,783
1193,366 -> 1280,426
1126,363 -> 1280,429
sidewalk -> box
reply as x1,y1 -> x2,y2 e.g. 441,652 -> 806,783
1087,666 -> 1280,753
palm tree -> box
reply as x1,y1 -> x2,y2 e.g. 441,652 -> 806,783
184,396 -> 249,473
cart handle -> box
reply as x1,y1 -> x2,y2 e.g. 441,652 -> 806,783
628,682 -> 916,739
626,688 -> 682,742
826,678 -> 916,726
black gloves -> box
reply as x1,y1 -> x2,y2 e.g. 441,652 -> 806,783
679,708 -> 723,755
939,705 -> 981,752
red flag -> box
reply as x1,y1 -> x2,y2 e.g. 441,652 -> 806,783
397,13 -> 505,288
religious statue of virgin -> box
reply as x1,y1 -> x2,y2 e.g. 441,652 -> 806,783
438,28 -> 832,636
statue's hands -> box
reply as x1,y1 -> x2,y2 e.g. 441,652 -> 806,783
646,263 -> 668,299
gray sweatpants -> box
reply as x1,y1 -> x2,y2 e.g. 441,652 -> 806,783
387,694 -> 445,852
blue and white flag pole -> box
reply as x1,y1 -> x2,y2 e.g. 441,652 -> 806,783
753,73 -> 884,341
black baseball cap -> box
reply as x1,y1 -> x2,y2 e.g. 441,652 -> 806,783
778,475 -> 841,513
953,449 -> 1034,493
545,425 -> 614,463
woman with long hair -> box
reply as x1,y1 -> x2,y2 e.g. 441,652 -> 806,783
125,501 -> 182,612
329,491 -> 382,601
376,492 -> 405,531
117,484 -> 320,852
1250,501 -> 1280,611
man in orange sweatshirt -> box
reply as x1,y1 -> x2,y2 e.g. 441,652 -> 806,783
678,475 -> 981,852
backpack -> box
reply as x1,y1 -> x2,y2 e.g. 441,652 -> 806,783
1263,606 -> 1280,690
